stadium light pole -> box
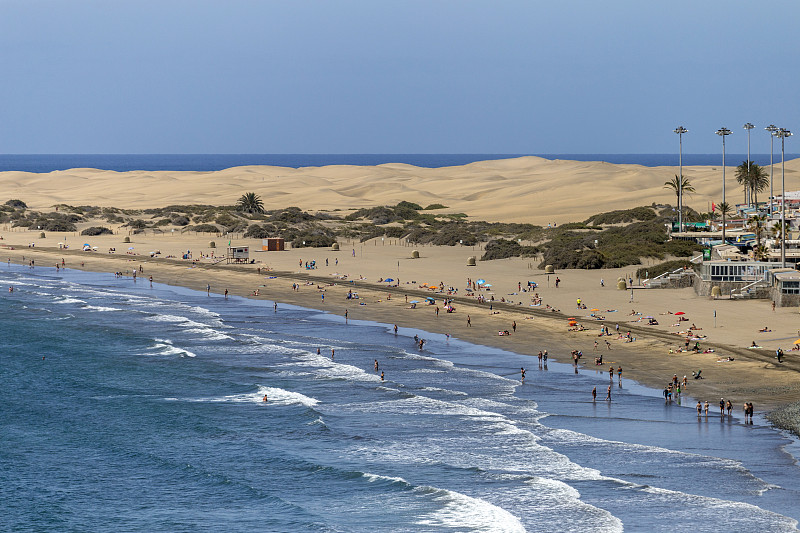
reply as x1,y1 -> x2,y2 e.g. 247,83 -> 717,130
744,123 -> 754,206
776,128 -> 792,267
674,126 -> 688,232
716,128 -> 732,241
766,124 -> 778,214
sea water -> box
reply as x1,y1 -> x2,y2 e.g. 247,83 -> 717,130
2,264 -> 799,532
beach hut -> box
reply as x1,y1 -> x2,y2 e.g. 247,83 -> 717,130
467,256 -> 476,266
411,250 -> 420,258
227,246 -> 250,264
262,238 -> 285,251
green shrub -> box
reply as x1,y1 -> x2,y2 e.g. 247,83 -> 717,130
81,226 -> 113,236
424,203 -> 448,210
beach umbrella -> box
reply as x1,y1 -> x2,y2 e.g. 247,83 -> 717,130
644,316 -> 654,319
675,311 -> 686,315
83,243 -> 91,247
128,246 -> 134,250
591,308 -> 600,312
477,279 -> 486,285
794,339 -> 800,345
384,278 -> 394,282
483,283 -> 492,287
410,300 -> 420,304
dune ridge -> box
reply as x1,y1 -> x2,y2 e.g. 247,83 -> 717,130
3,156 -> 799,224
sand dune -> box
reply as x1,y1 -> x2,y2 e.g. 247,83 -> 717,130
3,156 -> 799,224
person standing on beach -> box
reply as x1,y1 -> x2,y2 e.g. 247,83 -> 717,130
467,315 -> 471,327
594,340 -> 599,351
555,277 -> 560,288
726,400 -> 732,416
512,321 -> 516,333
344,309 -> 348,322
617,366 -> 622,383
697,401 -> 702,416
274,302 -> 278,312
543,350 -> 548,363
605,385 -> 611,401
224,288 -> 228,299
719,398 -> 725,416
394,324 -> 398,335
704,401 -> 709,415
608,366 -> 614,381
605,340 -> 611,350
592,387 -> 597,401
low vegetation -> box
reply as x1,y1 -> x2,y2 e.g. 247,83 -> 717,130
3,196 -> 703,264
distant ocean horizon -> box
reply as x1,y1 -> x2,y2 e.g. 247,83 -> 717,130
0,153 -> 798,173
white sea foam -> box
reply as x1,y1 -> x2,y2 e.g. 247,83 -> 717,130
148,339 -> 197,358
184,386 -> 319,407
83,305 -> 122,312
54,297 -> 86,305
292,351 -> 383,383
414,485 -> 526,532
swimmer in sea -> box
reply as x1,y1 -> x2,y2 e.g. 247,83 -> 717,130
374,359 -> 379,372
317,348 -> 321,355
380,371 -> 384,381
331,349 -> 335,360
263,394 -> 268,402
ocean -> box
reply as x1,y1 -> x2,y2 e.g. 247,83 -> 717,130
2,264 -> 800,532
0,153 -> 798,173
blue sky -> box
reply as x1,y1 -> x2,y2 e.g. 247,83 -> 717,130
0,0 -> 797,154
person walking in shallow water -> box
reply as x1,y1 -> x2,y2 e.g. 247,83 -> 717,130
592,387 -> 597,402
605,385 -> 611,401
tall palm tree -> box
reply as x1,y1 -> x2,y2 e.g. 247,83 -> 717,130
663,174 -> 695,223
735,161 -> 769,207
748,164 -> 769,208
717,201 -> 732,244
236,192 -> 265,214
735,161 -> 751,205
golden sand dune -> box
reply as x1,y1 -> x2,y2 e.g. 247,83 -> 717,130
3,156 -> 799,224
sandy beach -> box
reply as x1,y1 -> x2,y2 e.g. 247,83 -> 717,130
2,157 -> 799,415
5,227 -> 800,413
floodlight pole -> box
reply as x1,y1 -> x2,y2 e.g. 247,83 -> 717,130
777,128 -> 792,268
744,123 -> 754,206
716,128 -> 732,242
674,126 -> 688,232
766,125 -> 778,214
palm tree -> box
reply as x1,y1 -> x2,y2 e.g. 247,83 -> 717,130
663,175 -> 695,224
236,192 -> 265,214
748,214 -> 767,255
735,161 -> 769,207
748,164 -> 769,208
717,201 -> 732,243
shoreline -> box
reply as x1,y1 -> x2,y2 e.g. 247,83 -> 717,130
7,243 -> 800,424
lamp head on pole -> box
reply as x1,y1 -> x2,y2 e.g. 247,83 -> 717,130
776,128 -> 793,140
743,123 -> 754,131
766,124 -> 778,134
674,126 -> 688,135
715,127 -> 732,137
